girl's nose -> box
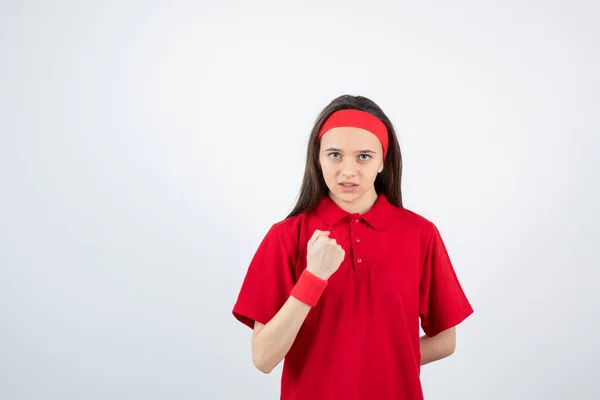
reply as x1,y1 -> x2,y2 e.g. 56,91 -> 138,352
341,160 -> 357,177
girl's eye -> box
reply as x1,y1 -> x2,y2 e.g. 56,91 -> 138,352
359,154 -> 371,161
329,152 -> 341,159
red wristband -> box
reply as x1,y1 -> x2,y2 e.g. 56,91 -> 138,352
290,269 -> 328,307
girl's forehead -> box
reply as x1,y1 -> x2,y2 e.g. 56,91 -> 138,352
320,127 -> 382,149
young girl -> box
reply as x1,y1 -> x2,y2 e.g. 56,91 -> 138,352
232,95 -> 473,399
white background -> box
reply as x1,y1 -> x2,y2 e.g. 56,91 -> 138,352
1,1 -> 599,399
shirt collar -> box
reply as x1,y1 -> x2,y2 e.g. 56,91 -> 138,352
314,193 -> 395,231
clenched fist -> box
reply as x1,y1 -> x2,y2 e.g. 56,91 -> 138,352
306,230 -> 345,280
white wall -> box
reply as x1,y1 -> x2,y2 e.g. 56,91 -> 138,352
1,1 -> 599,399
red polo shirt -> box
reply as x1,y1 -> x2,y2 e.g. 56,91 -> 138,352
232,193 -> 473,400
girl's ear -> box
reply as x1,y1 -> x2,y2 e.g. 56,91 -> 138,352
378,162 -> 384,173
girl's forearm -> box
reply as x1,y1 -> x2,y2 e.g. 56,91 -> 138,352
251,296 -> 311,374
419,328 -> 456,365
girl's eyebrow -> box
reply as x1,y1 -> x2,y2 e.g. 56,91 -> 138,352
324,147 -> 376,153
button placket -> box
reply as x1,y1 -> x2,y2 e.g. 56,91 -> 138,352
351,216 -> 366,271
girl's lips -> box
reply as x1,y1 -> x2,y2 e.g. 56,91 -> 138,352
339,183 -> 358,192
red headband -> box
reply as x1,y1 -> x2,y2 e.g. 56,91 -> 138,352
318,109 -> 389,162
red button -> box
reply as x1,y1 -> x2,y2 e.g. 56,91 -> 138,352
356,238 -> 361,242
357,258 -> 362,263
354,219 -> 359,224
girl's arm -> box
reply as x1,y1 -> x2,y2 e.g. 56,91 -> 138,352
250,230 -> 345,374
251,296 -> 311,374
420,327 -> 456,365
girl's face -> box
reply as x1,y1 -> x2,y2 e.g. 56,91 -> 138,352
318,127 -> 384,207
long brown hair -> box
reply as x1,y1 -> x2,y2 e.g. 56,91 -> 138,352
286,94 -> 403,219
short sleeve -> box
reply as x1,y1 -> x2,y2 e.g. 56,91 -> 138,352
419,224 -> 474,337
232,223 -> 298,329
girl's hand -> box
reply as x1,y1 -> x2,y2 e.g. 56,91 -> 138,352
306,230 -> 345,280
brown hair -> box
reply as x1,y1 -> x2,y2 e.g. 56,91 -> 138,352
286,94 -> 403,219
